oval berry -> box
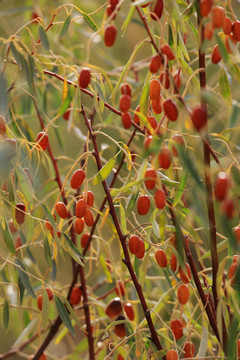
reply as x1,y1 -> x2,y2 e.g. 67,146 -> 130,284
75,199 -> 87,218
15,203 -> 26,225
158,147 -> 171,169
155,249 -> 167,268
128,235 -> 140,255
106,297 -> 122,319
36,132 -> 48,151
204,22 -> 214,40
70,287 -> 82,305
119,94 -> 131,113
63,106 -> 71,121
183,341 -> 195,358
137,195 -> 150,215
46,288 -> 53,301
133,105 -> 140,124
78,67 -> 91,89
106,5 -> 116,20
163,99 -> 178,121
161,44 -> 175,61
144,168 -> 157,190
221,198 -> 234,218
74,218 -> 85,234
179,263 -> 191,284
170,253 -> 177,272
191,103 -> 207,131
37,294 -> 43,311
152,97 -> 162,114
214,171 -> 229,201
200,0 -> 212,17
212,6 -> 225,28
0,115 -> 6,135
114,315 -> 126,337
135,239 -> 145,259
170,319 -> 183,340
55,202 -> 68,219
211,45 -> 222,64
149,54 -> 162,73
154,189 -> 166,209
121,112 -> 132,129
166,349 -> 178,360
124,303 -> 135,321
150,0 -> 164,21
84,208 -> 94,227
121,83 -> 132,97
232,21 -> 240,42
70,169 -> 86,189
86,191 -> 94,207
144,135 -> 153,150
160,71 -> 170,89
147,116 -> 158,132
115,281 -> 126,296
104,24 -> 117,47
9,219 -> 18,234
177,284 -> 189,305
234,226 -> 240,244
15,236 -> 22,251
149,79 -> 161,100
223,16 -> 232,36
81,233 -> 90,249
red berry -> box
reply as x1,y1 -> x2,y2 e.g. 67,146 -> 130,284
121,83 -> 132,97
200,0 -> 213,17
170,319 -> 183,340
229,262 -> 237,285
211,45 -> 222,64
133,105 -> 140,125
144,135 -> 153,150
104,25 -> 117,47
166,349 -> 178,360
121,112 -> 132,129
152,97 -> 162,114
158,147 -> 171,169
212,6 -> 225,28
173,73 -> 181,91
36,132 -> 48,151
15,236 -> 22,250
119,94 -> 131,113
150,0 -> 164,21
155,249 -> 168,268
221,198 -> 235,218
147,116 -> 158,132
160,71 -> 170,89
144,168 -> 157,190
86,191 -> 94,207
234,226 -> 240,244
15,203 -> 26,225
149,79 -> 161,100
154,189 -> 166,209
110,0 -> 118,7
161,44 -> 175,61
124,303 -> 135,321
232,21 -> 240,42
137,195 -> 150,215
170,253 -> 177,272
70,169 -> 86,189
74,218 -> 85,234
204,22 -> 214,40
128,235 -> 140,255
115,281 -> 126,296
179,263 -> 191,284
75,199 -> 87,218
39,355 -> 47,360
214,171 -> 229,201
163,99 -> 178,121
106,5 -> 117,20
223,16 -> 232,36
237,339 -> 240,357
117,355 -> 124,360
63,106 -> 71,121
78,67 -> 91,89
183,341 -> 195,358
135,239 -> 145,259
45,288 -> 53,301
0,115 -> 6,135
70,287 -> 82,305
141,2 -> 150,7
172,134 -> 184,156
81,233 -> 90,249
149,54 -> 162,73
106,297 -> 122,318
9,219 -> 18,234
177,284 -> 189,305
55,202 -> 68,219
84,208 -> 94,227
37,294 -> 43,311
191,103 -> 207,131
114,315 -> 126,337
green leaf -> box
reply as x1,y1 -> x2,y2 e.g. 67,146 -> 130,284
198,239 -> 228,261
42,287 -> 50,329
63,233 -> 85,264
121,6 -> 135,35
18,277 -> 25,305
92,157 -> 116,185
15,166 -> 33,204
99,255 -> 112,283
82,12 -> 98,32
13,317 -> 39,347
55,295 -> 75,336
41,203 -> 57,231
119,204 -> 127,235
197,326 -> 208,357
219,68 -> 231,106
139,80 -> 150,126
59,14 -> 71,38
3,299 -> 9,331
44,236 -> 52,266
215,34 -> 229,63
39,25 -> 50,51
0,213 -> 15,255
173,172 -> 188,207
15,258 -> 35,298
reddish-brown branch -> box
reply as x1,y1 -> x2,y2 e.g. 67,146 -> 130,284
81,106 -> 165,357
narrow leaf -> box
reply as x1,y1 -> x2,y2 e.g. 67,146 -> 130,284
13,317 -> 39,347
39,25 -> 50,50
0,214 -> 15,254
42,287 -> 49,329
59,14 -> 71,38
139,80 -> 150,127
55,295 -> 75,336
82,12 -> 98,32
197,326 -> 208,357
15,258 -> 35,298
121,6 -> 135,35
219,67 -> 231,106
92,157 -> 116,185
119,204 -> 127,235
3,299 -> 9,331
173,172 -> 188,207
44,236 -> 52,266
63,233 -> 85,263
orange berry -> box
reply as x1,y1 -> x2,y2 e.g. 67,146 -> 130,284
124,303 -> 135,321
36,132 -> 48,151
45,288 -> 53,301
133,105 -> 140,125
128,235 -> 140,255
160,71 -> 170,89
154,189 -> 166,209
121,83 -> 132,97
152,97 -> 162,114
223,16 -> 232,36
155,249 -> 168,268
78,67 -> 91,89
55,202 -> 68,219
119,94 -> 131,113
147,116 -> 158,132
179,263 -> 191,284
85,191 -> 94,207
117,355 -> 124,360
115,281 -> 126,296
237,338 -> 240,357
15,236 -> 22,251
84,208 -> 94,227
104,24 -> 117,47
37,294 -> 43,311
15,203 -> 26,225
158,147 -> 171,169
74,218 -> 85,234
114,315 -> 126,337
135,239 -> 145,259
70,287 -> 82,305
200,0 -> 213,17
137,195 -> 150,215
149,54 -> 162,73
161,44 -> 175,61
39,354 -> 47,360
170,253 -> 177,272
170,319 -> 183,340
212,7 -> 225,28
166,349 -> 178,360
221,198 -> 235,218
163,99 -> 178,121
144,168 -> 157,190
149,79 -> 161,100
121,112 -> 132,129
232,21 -> 240,41
214,172 -> 229,201
173,73 -> 181,91
204,22 -> 214,40
70,169 -> 86,189
0,115 -> 6,135
9,219 -> 18,234
75,199 -> 87,218
150,0 -> 164,21
233,226 -> 240,244
211,44 -> 222,64
63,106 -> 71,121
183,341 -> 195,358
106,297 -> 122,318
45,214 -> 56,231
191,103 -> 207,131
81,233 -> 90,249
177,284 -> 189,305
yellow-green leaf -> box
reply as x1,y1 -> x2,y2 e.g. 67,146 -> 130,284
219,68 -> 231,106
92,157 -> 116,185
